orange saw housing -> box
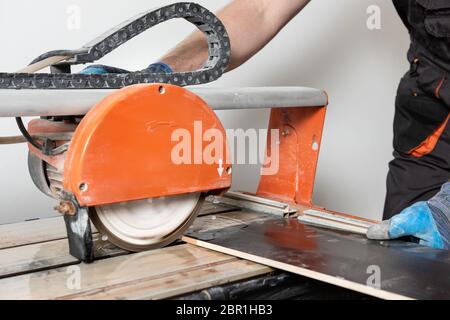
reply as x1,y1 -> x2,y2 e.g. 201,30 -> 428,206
30,84 -> 232,207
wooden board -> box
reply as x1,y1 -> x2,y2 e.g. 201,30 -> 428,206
0,217 -> 67,250
64,259 -> 269,300
184,217 -> 450,300
0,204 -> 274,300
0,244 -> 270,300
0,206 -> 253,279
0,234 -> 126,279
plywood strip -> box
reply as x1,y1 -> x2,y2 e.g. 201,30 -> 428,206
0,217 -> 67,249
0,234 -> 126,279
62,259 -> 271,300
0,244 -> 253,300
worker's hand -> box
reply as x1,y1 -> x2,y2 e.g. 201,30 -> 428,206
367,182 -> 450,250
79,62 -> 173,75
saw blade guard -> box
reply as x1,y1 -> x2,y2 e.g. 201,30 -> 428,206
63,83 -> 231,207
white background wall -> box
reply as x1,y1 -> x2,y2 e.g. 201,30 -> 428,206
0,0 -> 409,224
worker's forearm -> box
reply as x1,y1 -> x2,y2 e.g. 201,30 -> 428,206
160,0 -> 311,72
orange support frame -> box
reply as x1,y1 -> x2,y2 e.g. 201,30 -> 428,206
257,106 -> 327,206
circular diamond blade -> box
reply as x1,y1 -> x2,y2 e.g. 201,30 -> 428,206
90,192 -> 203,252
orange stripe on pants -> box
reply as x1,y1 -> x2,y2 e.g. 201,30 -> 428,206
410,113 -> 450,157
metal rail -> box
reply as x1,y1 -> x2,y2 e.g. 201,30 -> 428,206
0,87 -> 327,117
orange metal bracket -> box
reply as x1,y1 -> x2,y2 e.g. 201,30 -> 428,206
257,106 -> 327,206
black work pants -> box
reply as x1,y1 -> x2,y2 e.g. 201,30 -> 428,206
384,118 -> 450,219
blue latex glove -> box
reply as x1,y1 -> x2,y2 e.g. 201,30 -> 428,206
79,62 -> 173,75
367,182 -> 450,249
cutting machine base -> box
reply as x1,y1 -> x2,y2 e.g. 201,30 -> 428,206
23,84 -> 327,262
1,84 -> 328,262
0,1 -> 329,263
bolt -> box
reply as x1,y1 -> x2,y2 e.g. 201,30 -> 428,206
79,182 -> 88,192
54,201 -> 76,216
